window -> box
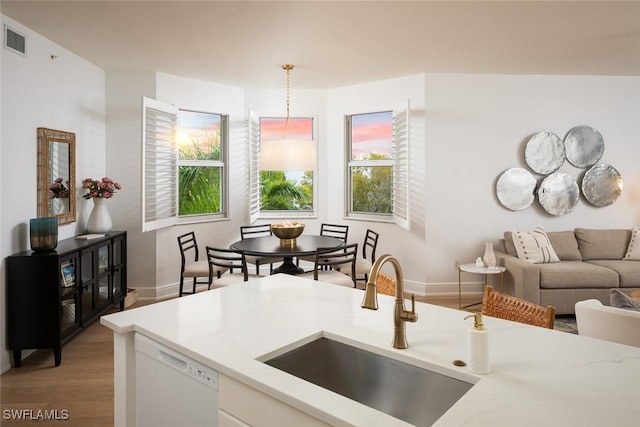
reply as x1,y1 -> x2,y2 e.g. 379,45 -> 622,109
346,103 -> 409,229
142,97 -> 228,232
177,109 -> 225,217
248,112 -> 316,221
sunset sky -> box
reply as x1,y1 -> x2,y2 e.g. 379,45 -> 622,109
350,111 -> 392,159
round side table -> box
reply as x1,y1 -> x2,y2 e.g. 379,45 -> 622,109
458,264 -> 506,310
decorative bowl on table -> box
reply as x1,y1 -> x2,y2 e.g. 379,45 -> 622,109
271,222 -> 304,246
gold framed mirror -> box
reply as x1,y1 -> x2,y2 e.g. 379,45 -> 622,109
37,128 -> 76,225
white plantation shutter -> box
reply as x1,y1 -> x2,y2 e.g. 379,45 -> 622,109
142,97 -> 178,232
392,101 -> 410,230
248,110 -> 261,223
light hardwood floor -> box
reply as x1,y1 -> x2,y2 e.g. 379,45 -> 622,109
0,294 -> 471,426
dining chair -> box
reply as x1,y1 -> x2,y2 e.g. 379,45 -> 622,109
240,224 -> 281,275
481,285 -> 556,329
344,229 -> 379,284
300,243 -> 358,288
177,232 -> 229,297
298,223 -> 350,268
206,246 -> 261,286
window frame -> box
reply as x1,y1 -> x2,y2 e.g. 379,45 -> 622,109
142,97 -> 229,232
248,113 -> 318,221
176,108 -> 229,224
344,103 -> 410,229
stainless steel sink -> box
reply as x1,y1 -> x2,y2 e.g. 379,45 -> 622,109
264,337 -> 474,426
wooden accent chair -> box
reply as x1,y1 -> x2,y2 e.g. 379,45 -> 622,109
481,285 -> 556,329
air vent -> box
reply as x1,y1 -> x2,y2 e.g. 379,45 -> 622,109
4,25 -> 27,56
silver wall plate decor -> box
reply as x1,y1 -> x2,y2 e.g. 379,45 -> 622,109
538,172 -> 580,216
581,164 -> 623,207
496,167 -> 537,211
564,126 -> 604,168
524,131 -> 565,175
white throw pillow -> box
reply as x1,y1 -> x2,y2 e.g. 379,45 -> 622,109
512,227 -> 560,264
623,227 -> 640,261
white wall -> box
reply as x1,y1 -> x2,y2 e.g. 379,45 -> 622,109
151,73 -> 246,299
1,15 -> 106,373
424,74 -> 640,288
326,75 -> 428,293
105,70 -> 157,294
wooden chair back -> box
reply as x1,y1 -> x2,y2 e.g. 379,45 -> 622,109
362,229 -> 379,262
206,247 -> 249,282
313,243 -> 358,283
482,285 -> 556,329
320,223 -> 349,243
240,224 -> 272,239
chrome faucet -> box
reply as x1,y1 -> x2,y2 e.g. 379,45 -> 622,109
361,254 -> 418,349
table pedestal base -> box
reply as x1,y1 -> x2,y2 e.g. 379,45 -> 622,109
273,257 -> 304,275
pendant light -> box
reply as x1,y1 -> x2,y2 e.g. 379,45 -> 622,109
259,64 -> 316,171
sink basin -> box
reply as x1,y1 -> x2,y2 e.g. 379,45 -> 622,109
264,337 -> 474,426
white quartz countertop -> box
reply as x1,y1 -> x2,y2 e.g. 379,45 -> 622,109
101,274 -> 640,427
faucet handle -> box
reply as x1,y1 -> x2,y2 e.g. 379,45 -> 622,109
411,294 -> 416,313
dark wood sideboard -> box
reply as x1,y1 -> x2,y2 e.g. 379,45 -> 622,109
6,231 -> 127,367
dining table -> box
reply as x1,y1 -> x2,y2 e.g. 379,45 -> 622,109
229,235 -> 345,275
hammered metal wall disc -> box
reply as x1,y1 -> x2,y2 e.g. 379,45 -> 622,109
564,126 -> 604,168
581,164 -> 623,207
537,172 -> 579,216
496,168 -> 537,211
524,131 -> 565,175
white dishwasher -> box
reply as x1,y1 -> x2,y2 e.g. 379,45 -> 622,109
135,333 -> 219,427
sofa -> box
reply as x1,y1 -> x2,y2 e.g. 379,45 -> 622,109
494,228 -> 640,315
575,298 -> 640,347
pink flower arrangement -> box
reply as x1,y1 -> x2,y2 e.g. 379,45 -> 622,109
82,177 -> 122,199
49,177 -> 70,199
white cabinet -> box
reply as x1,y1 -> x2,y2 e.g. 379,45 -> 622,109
219,374 -> 330,427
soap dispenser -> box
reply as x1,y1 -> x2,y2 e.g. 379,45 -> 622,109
464,312 -> 490,374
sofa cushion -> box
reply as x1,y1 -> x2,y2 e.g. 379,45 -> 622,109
537,261 -> 619,289
547,231 -> 582,261
587,260 -> 640,288
610,288 -> 640,311
503,232 -> 517,256
623,227 -> 640,261
575,228 -> 631,261
512,227 -> 560,264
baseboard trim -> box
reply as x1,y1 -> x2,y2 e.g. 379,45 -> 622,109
405,280 -> 485,297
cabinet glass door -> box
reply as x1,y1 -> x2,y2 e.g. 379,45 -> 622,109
111,236 -> 126,303
60,294 -> 78,337
97,244 -> 110,308
80,248 -> 96,323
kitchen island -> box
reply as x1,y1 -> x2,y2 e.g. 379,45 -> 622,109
101,274 -> 640,426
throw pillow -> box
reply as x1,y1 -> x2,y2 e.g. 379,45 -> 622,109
610,288 -> 640,311
511,227 -> 560,264
623,227 -> 640,261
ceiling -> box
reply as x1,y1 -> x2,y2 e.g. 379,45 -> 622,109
2,1 -> 640,89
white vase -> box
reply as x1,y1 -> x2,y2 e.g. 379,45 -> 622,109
86,197 -> 112,234
482,242 -> 496,268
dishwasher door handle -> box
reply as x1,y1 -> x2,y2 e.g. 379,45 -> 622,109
158,349 -> 188,371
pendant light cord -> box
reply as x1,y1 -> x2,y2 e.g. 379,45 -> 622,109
281,64 -> 293,139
